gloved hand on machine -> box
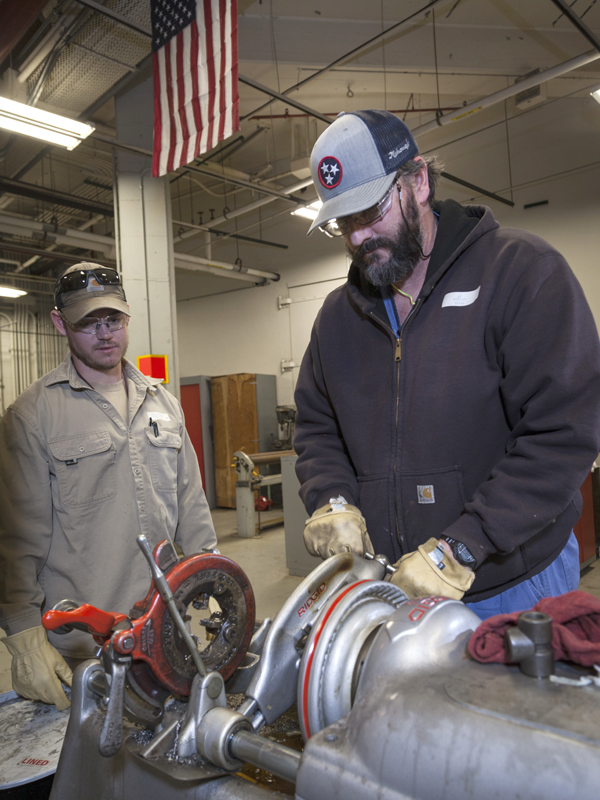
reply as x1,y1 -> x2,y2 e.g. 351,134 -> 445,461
304,496 -> 375,558
389,537 -> 475,600
1,625 -> 72,710
304,498 -> 475,601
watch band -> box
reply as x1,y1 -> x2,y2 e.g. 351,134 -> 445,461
441,536 -> 476,568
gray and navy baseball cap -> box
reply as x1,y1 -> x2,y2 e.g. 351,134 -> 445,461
307,109 -> 419,234
54,262 -> 129,324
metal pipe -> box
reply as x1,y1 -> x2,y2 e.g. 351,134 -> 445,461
174,177 -> 313,243
411,48 -> 600,138
229,728 -> 300,785
241,0 -> 451,122
172,219 -> 288,250
548,0 -> 600,54
72,0 -> 152,38
0,176 -> 114,217
185,163 -> 307,205
239,75 -> 333,125
441,172 -> 514,207
0,242 -> 116,265
174,251 -> 279,282
17,212 -> 107,271
0,212 -> 278,283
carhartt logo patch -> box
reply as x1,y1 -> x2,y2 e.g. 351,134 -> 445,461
441,286 -> 480,307
417,485 -> 435,504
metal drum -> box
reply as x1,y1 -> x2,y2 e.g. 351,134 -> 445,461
0,690 -> 69,792
297,580 -> 407,740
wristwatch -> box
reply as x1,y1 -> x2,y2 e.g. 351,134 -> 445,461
441,536 -> 476,569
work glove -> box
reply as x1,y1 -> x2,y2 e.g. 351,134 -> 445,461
1,626 -> 72,710
304,499 -> 374,559
390,538 -> 475,601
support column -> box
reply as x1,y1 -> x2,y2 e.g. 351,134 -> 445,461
114,74 -> 180,398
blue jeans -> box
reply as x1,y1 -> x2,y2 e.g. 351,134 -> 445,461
465,532 -> 580,621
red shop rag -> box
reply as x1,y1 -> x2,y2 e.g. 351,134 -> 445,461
468,590 -> 600,668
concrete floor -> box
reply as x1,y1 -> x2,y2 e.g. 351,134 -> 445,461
1,511 -> 600,695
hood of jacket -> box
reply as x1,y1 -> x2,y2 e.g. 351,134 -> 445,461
345,199 -> 499,320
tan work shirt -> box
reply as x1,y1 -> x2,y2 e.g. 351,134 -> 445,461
0,355 -> 217,657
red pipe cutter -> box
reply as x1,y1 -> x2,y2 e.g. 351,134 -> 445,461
43,540 -> 256,701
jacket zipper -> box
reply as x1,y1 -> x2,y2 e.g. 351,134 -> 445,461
369,299 -> 422,555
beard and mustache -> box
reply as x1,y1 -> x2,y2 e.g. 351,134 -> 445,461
348,188 -> 424,289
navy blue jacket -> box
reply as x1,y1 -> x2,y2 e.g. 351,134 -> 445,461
294,200 -> 600,601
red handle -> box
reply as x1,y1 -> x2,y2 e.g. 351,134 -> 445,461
43,604 -> 128,638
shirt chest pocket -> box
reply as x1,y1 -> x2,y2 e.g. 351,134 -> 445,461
145,427 -> 182,493
49,430 -> 116,508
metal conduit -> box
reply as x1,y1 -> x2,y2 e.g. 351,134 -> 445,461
0,214 -> 279,283
174,177 -> 314,244
411,49 -> 600,138
0,298 -> 67,414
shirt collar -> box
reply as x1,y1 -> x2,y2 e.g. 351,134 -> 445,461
45,354 -> 163,392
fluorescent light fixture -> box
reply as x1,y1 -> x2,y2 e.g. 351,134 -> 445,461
0,97 -> 94,150
0,285 -> 27,298
291,200 -> 323,221
590,83 -> 600,105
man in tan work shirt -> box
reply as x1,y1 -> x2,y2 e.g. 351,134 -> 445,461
0,262 -> 217,710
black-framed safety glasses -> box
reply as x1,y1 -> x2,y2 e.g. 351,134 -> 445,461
319,182 -> 398,238
56,267 -> 121,297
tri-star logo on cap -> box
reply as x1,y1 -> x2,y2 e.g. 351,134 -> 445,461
318,156 -> 343,189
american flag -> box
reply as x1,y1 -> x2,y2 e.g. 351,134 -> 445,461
150,0 -> 239,178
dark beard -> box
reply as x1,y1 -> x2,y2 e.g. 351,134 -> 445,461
349,190 -> 423,288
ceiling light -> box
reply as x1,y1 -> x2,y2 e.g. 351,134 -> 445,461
590,83 -> 600,105
0,286 -> 27,298
291,200 -> 323,221
0,97 -> 94,150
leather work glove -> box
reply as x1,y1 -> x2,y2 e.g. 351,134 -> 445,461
1,626 -> 72,710
304,499 -> 374,559
390,538 -> 475,601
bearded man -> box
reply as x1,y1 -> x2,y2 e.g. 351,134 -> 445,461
293,109 -> 600,618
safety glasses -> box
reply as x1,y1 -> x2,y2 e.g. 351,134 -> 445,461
319,183 -> 397,238
63,312 -> 129,335
56,267 -> 121,296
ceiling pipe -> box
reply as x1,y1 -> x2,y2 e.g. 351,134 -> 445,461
72,0 -> 152,38
17,12 -> 77,83
17,212 -> 106,270
0,212 -> 115,259
0,176 -> 114,217
411,48 -> 600,138
174,177 -> 313,243
0,213 -> 279,283
238,75 -> 333,125
548,0 -> 600,54
91,132 -> 308,206
173,252 -> 279,284
241,0 -> 451,122
0,242 -> 116,266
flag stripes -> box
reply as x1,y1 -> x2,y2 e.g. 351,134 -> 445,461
151,0 -> 239,178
